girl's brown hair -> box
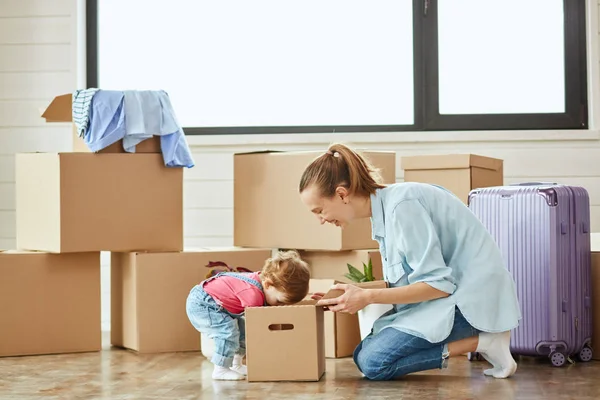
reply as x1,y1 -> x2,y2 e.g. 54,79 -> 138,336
298,143 -> 385,197
261,250 -> 310,304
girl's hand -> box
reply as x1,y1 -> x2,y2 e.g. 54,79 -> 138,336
315,284 -> 369,314
310,292 -> 325,301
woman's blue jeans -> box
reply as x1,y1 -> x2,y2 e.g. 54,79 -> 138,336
353,307 -> 480,380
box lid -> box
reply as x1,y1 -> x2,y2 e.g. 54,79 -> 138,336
41,93 -> 72,122
401,154 -> 502,172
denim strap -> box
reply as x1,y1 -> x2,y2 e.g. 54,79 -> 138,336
215,272 -> 267,306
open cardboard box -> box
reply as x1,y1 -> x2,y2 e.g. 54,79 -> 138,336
245,280 -> 388,382
42,93 -> 161,153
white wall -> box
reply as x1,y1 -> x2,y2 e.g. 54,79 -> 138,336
0,0 -> 74,249
1,0 -> 600,332
0,0 -> 103,325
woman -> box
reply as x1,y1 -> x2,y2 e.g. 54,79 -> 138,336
298,143 -> 521,381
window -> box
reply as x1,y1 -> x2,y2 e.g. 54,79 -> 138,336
87,0 -> 588,134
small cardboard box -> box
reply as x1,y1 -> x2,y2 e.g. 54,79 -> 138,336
42,93 -> 161,153
111,247 -> 271,354
300,249 -> 383,283
401,154 -> 503,204
245,280 -> 387,382
591,233 -> 600,360
16,153 -> 183,253
234,150 -> 396,251
0,251 -> 101,357
309,279 -> 361,358
246,302 -> 325,382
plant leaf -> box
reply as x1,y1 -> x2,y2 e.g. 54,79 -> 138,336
347,263 -> 365,280
365,258 -> 374,282
344,272 -> 361,283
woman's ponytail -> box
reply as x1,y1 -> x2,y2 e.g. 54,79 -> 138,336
299,143 -> 385,197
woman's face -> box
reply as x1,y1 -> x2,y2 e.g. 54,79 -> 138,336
300,185 -> 355,228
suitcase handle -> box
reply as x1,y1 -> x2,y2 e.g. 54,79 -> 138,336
510,182 -> 559,186
497,185 -> 558,206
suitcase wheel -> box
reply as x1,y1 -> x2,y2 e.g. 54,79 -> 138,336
550,351 -> 566,367
578,346 -> 593,363
467,352 -> 481,361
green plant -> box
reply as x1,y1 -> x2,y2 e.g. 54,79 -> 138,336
345,258 -> 375,283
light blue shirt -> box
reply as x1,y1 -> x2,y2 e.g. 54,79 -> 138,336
370,182 -> 521,343
84,90 -> 195,168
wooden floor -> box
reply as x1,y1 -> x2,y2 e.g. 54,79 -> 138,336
1,336 -> 599,400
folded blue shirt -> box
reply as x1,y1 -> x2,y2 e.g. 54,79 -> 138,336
83,89 -> 195,168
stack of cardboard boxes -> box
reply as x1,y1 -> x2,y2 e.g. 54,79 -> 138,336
0,92 -> 397,382
232,150 -> 396,381
0,94 -> 274,357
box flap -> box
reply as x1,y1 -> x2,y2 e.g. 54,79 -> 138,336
0,250 -> 46,255
234,150 -> 332,157
234,150 -> 284,156
309,279 -> 336,294
41,93 -> 72,122
401,154 -> 502,172
296,279 -> 388,307
322,280 -> 388,300
295,299 -> 319,306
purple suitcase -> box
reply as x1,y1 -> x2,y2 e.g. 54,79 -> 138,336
466,183 -> 593,367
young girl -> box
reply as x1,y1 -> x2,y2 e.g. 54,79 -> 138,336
186,250 -> 311,381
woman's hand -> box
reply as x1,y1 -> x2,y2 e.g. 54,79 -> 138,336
315,284 -> 370,314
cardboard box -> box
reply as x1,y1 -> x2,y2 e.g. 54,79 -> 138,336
309,279 -> 361,358
234,150 -> 396,250
41,93 -> 161,153
111,247 -> 272,353
246,303 -> 325,382
0,251 -> 101,357
591,233 -> 600,360
300,249 -> 383,283
16,153 -> 183,253
245,280 -> 387,381
401,154 -> 503,204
